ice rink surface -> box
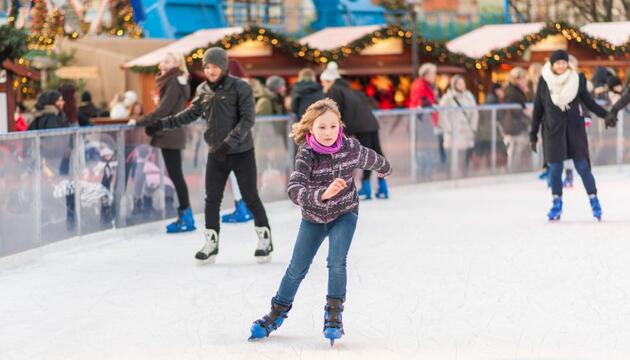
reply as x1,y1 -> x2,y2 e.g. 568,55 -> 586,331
2,168 -> 630,360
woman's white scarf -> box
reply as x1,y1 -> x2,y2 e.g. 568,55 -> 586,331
541,61 -> 579,111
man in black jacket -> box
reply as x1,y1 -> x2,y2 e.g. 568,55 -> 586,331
146,47 -> 272,264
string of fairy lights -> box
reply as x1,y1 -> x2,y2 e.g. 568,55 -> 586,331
5,0 -> 142,96
4,4 -> 630,98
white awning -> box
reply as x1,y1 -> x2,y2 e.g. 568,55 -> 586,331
298,24 -> 385,51
124,27 -> 243,68
580,22 -> 630,46
446,23 -> 546,58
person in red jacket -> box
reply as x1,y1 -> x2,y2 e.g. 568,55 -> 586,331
14,103 -> 28,131
409,63 -> 446,165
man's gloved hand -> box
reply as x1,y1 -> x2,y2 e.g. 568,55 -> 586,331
605,111 -> 618,129
211,142 -> 231,161
145,121 -> 163,137
530,135 -> 538,153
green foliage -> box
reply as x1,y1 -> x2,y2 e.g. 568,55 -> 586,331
0,25 -> 29,63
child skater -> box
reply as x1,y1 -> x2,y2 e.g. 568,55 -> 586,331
248,98 -> 392,345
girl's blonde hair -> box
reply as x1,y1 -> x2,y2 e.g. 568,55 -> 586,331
290,98 -> 343,144
164,52 -> 189,78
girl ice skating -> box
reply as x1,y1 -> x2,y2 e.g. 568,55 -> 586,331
249,98 -> 392,345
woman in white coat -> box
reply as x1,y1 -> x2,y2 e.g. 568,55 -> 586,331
439,75 -> 479,176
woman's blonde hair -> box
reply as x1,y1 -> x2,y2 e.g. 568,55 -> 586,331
290,98 -> 343,144
164,52 -> 189,78
509,67 -> 528,84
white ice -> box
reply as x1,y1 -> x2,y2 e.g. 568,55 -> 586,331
2,168 -> 630,360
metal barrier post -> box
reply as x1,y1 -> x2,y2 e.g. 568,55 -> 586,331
34,133 -> 42,246
617,111 -> 624,166
72,133 -> 82,235
491,108 -> 497,174
158,149 -> 166,219
410,109 -> 417,182
115,129 -> 127,228
450,112 -> 458,178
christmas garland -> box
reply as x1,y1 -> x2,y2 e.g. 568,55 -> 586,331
476,22 -> 630,70
129,25 -> 477,73
320,25 -> 475,69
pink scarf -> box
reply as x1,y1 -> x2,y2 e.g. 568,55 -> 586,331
306,128 -> 344,154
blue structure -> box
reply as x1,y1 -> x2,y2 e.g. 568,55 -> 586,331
135,0 -> 386,39
310,0 -> 386,30
139,0 -> 227,39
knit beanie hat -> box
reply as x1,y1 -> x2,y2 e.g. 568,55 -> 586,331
265,75 -> 286,92
320,61 -> 341,81
202,47 -> 228,71
549,50 -> 569,65
35,90 -> 62,110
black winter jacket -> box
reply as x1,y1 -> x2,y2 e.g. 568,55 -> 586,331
531,73 -> 608,163
158,75 -> 255,154
290,81 -> 324,120
325,78 -> 379,135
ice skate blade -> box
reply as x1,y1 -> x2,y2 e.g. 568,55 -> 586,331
195,254 -> 216,264
548,216 -> 561,222
256,255 -> 272,264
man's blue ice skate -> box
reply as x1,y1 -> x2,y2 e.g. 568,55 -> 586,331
166,207 -> 196,233
222,200 -> 253,223
357,179 -> 372,200
375,178 -> 389,199
249,302 -> 291,341
323,298 -> 344,346
590,196 -> 602,221
547,197 -> 563,221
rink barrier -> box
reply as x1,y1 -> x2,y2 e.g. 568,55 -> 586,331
0,104 -> 625,257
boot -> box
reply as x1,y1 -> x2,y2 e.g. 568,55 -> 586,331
195,229 -> 218,263
589,195 -> 602,221
254,226 -> 273,263
323,297 -> 344,346
166,207 -> 196,233
357,179 -> 372,200
249,301 -> 292,340
375,178 -> 389,199
547,196 -> 563,221
221,200 -> 254,223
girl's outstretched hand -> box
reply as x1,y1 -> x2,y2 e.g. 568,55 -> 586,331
322,178 -> 347,201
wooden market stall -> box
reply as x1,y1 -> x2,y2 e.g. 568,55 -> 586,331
123,27 -> 317,113
447,22 -> 630,95
298,24 -> 474,108
1,60 -> 41,132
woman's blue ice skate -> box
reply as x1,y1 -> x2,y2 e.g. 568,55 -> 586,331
249,302 -> 291,341
323,298 -> 344,346
590,196 -> 602,221
547,197 -> 563,221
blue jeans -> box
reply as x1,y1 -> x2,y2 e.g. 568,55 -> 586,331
549,158 -> 597,196
273,212 -> 358,307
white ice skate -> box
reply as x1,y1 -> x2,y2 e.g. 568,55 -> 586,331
195,229 -> 218,263
254,226 -> 273,264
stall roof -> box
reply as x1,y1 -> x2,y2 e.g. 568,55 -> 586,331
299,24 -> 385,50
123,27 -> 243,68
446,23 -> 546,58
580,22 -> 630,46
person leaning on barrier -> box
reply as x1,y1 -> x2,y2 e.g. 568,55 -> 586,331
144,47 -> 273,264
